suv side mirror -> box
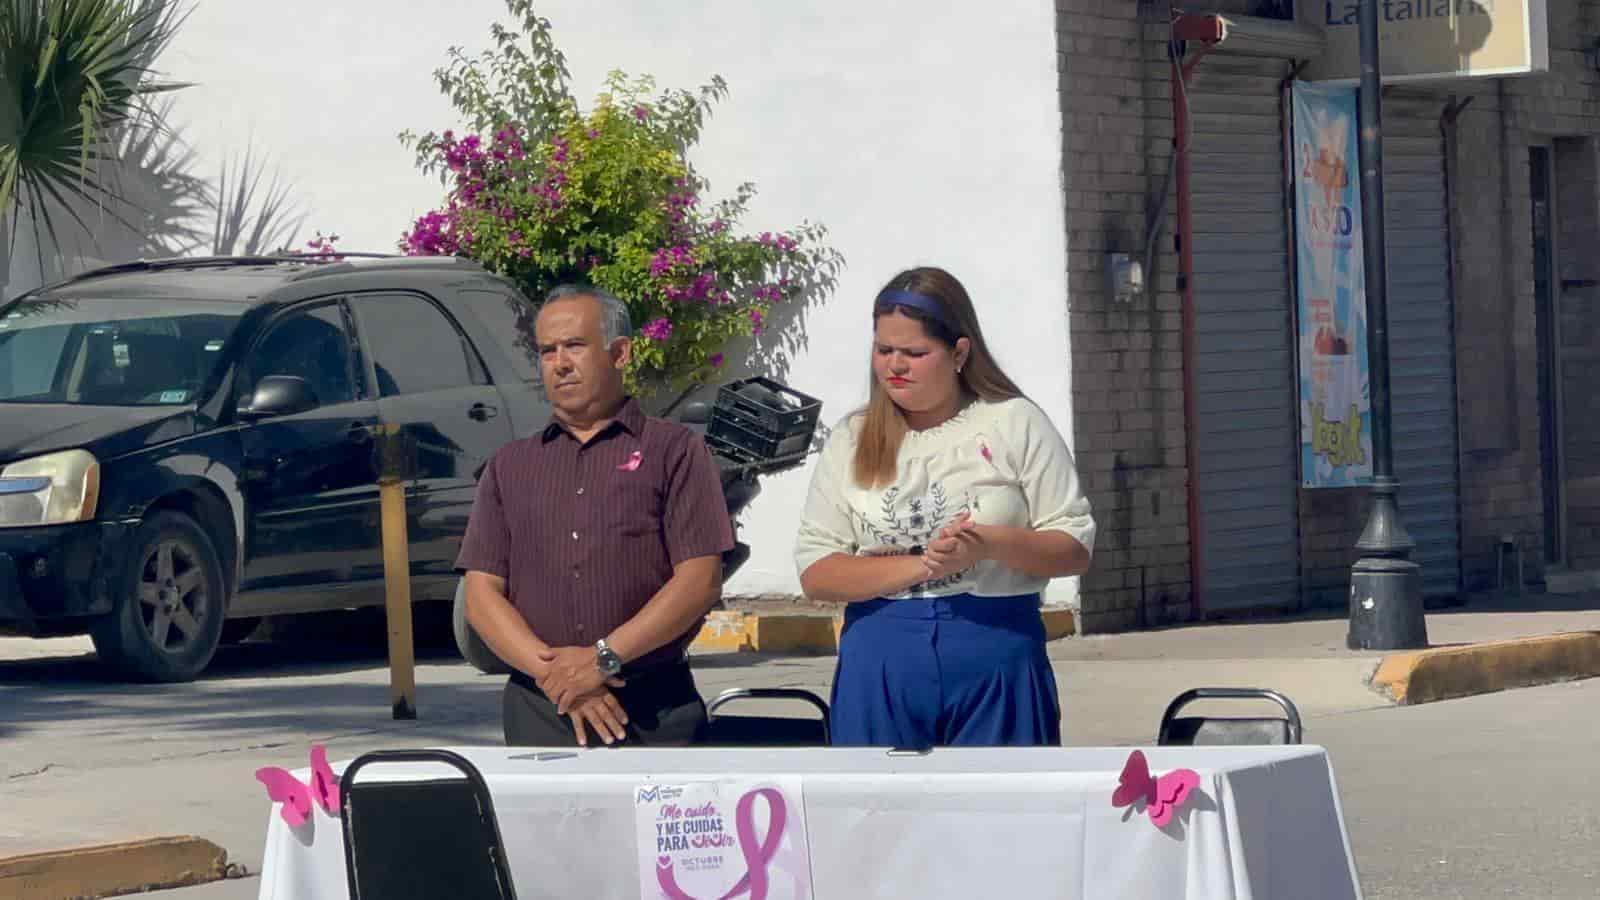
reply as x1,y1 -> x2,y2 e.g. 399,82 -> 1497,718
240,375 -> 319,419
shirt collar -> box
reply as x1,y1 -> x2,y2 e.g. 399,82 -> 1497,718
542,396 -> 644,443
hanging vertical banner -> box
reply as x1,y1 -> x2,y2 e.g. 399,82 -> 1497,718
1292,81 -> 1373,488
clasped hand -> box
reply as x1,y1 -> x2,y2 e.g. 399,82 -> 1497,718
921,511 -> 987,580
533,646 -> 628,746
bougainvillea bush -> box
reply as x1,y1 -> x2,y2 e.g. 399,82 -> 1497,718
398,0 -> 841,399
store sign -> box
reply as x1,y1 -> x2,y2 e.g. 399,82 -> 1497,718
1292,81 -> 1373,488
1301,0 -> 1550,83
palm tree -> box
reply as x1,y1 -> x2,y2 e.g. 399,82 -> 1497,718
0,0 -> 189,299
37,95 -> 213,275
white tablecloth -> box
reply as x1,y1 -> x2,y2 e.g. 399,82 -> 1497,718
257,745 -> 1363,900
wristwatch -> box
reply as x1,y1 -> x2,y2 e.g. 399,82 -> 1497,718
595,638 -> 624,678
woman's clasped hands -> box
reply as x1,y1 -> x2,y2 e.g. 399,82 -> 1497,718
921,511 -> 986,580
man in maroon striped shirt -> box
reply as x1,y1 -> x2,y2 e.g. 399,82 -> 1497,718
456,285 -> 734,747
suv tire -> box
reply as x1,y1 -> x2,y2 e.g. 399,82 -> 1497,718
91,511 -> 227,682
452,578 -> 510,676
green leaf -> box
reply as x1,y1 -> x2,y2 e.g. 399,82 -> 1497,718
2,0 -> 192,281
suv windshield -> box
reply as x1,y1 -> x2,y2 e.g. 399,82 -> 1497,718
0,298 -> 243,406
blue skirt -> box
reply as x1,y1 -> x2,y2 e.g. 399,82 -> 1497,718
829,593 -> 1061,748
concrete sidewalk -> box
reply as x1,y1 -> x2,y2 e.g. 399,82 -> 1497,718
3,592 -> 1598,899
1049,593 -> 1600,715
712,591 -> 1600,717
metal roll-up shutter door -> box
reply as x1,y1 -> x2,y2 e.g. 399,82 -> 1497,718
1188,56 -> 1300,612
1382,97 -> 1462,600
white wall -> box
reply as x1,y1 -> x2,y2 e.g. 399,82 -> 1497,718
164,0 -> 1077,604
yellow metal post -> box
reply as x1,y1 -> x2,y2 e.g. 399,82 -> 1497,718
376,424 -> 417,720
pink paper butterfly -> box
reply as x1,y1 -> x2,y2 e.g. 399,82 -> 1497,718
1111,750 -> 1199,828
617,450 -> 643,472
255,744 -> 341,827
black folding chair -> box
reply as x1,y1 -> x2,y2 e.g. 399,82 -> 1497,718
340,749 -> 517,900
702,688 -> 831,746
1157,688 -> 1304,747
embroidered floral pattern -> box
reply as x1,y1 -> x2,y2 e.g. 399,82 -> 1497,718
854,482 -> 977,591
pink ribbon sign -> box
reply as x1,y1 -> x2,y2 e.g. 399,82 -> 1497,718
655,788 -> 791,900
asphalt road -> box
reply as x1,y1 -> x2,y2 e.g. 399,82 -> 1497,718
2,616 -> 1594,899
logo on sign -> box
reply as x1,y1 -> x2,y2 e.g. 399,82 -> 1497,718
1300,142 -> 1354,237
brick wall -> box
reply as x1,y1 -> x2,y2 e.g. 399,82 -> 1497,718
1449,0 -> 1600,586
1447,88 -> 1542,591
1063,0 -> 1600,624
1059,0 -> 1193,632
1554,137 -> 1600,570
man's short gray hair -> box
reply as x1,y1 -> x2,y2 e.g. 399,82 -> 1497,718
544,284 -> 633,343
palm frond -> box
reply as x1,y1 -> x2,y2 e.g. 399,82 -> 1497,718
0,0 -> 193,252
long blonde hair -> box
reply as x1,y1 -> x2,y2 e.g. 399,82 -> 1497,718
852,267 -> 1024,488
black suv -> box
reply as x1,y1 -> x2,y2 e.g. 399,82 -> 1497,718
0,255 -> 764,681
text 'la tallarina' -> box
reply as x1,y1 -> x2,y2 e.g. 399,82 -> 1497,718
1325,0 -> 1495,25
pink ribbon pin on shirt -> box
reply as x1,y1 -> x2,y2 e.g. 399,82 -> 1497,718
618,450 -> 643,472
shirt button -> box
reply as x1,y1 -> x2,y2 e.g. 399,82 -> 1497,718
572,531 -> 580,540
576,487 -> 585,496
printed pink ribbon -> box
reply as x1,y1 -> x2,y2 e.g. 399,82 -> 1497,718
656,788 -> 787,900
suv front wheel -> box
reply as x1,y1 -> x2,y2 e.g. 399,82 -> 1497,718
91,511 -> 227,682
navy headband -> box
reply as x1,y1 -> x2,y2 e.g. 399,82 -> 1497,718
875,289 -> 955,331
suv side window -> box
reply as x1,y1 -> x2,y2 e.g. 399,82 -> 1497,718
456,288 -> 540,383
242,303 -> 356,407
350,293 -> 482,397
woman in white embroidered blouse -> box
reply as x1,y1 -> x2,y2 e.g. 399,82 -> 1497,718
794,266 -> 1095,747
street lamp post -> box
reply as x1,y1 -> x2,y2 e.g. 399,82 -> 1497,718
1347,0 -> 1428,650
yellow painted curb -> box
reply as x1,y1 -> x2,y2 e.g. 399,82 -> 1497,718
0,836 -> 228,900
1371,631 -> 1600,705
689,610 -> 754,653
748,615 -> 839,653
692,608 -> 1079,655
1042,609 -> 1077,641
